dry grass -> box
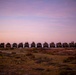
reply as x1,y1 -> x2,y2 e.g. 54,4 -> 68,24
0,48 -> 76,75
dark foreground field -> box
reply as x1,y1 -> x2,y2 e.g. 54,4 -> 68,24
0,48 -> 76,75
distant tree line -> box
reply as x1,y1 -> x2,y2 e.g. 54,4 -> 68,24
0,42 -> 76,48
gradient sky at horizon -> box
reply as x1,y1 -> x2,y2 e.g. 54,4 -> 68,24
0,0 -> 76,43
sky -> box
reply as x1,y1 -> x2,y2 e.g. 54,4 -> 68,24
0,0 -> 76,44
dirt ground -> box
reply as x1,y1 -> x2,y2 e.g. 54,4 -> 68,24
0,48 -> 76,75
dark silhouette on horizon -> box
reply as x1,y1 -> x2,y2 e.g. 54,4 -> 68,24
0,42 -> 76,48
6,43 -> 11,48
56,42 -> 62,48
69,42 -> 75,47
31,42 -> 35,48
0,43 -> 5,48
37,43 -> 42,48
18,43 -> 23,48
12,43 -> 17,48
50,42 -> 55,48
24,42 -> 29,48
62,42 -> 69,48
43,42 -> 48,48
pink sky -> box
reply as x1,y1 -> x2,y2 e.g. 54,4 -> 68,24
0,0 -> 76,43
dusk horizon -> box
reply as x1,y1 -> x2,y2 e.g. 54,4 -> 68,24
0,0 -> 76,43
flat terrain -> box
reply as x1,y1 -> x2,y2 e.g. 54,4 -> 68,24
0,48 -> 76,75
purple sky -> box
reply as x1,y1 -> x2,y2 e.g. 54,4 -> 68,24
0,0 -> 76,43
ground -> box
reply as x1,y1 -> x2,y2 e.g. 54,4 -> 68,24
0,48 -> 76,75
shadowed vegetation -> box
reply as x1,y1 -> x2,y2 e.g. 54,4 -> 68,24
0,48 -> 76,75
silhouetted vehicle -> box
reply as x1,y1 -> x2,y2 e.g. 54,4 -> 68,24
69,42 -> 75,47
31,42 -> 35,47
24,42 -> 29,48
75,43 -> 76,48
6,43 -> 11,48
43,42 -> 48,48
56,42 -> 62,48
63,42 -> 69,48
37,43 -> 42,48
0,43 -> 5,48
12,43 -> 17,48
18,43 -> 23,48
50,42 -> 55,48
